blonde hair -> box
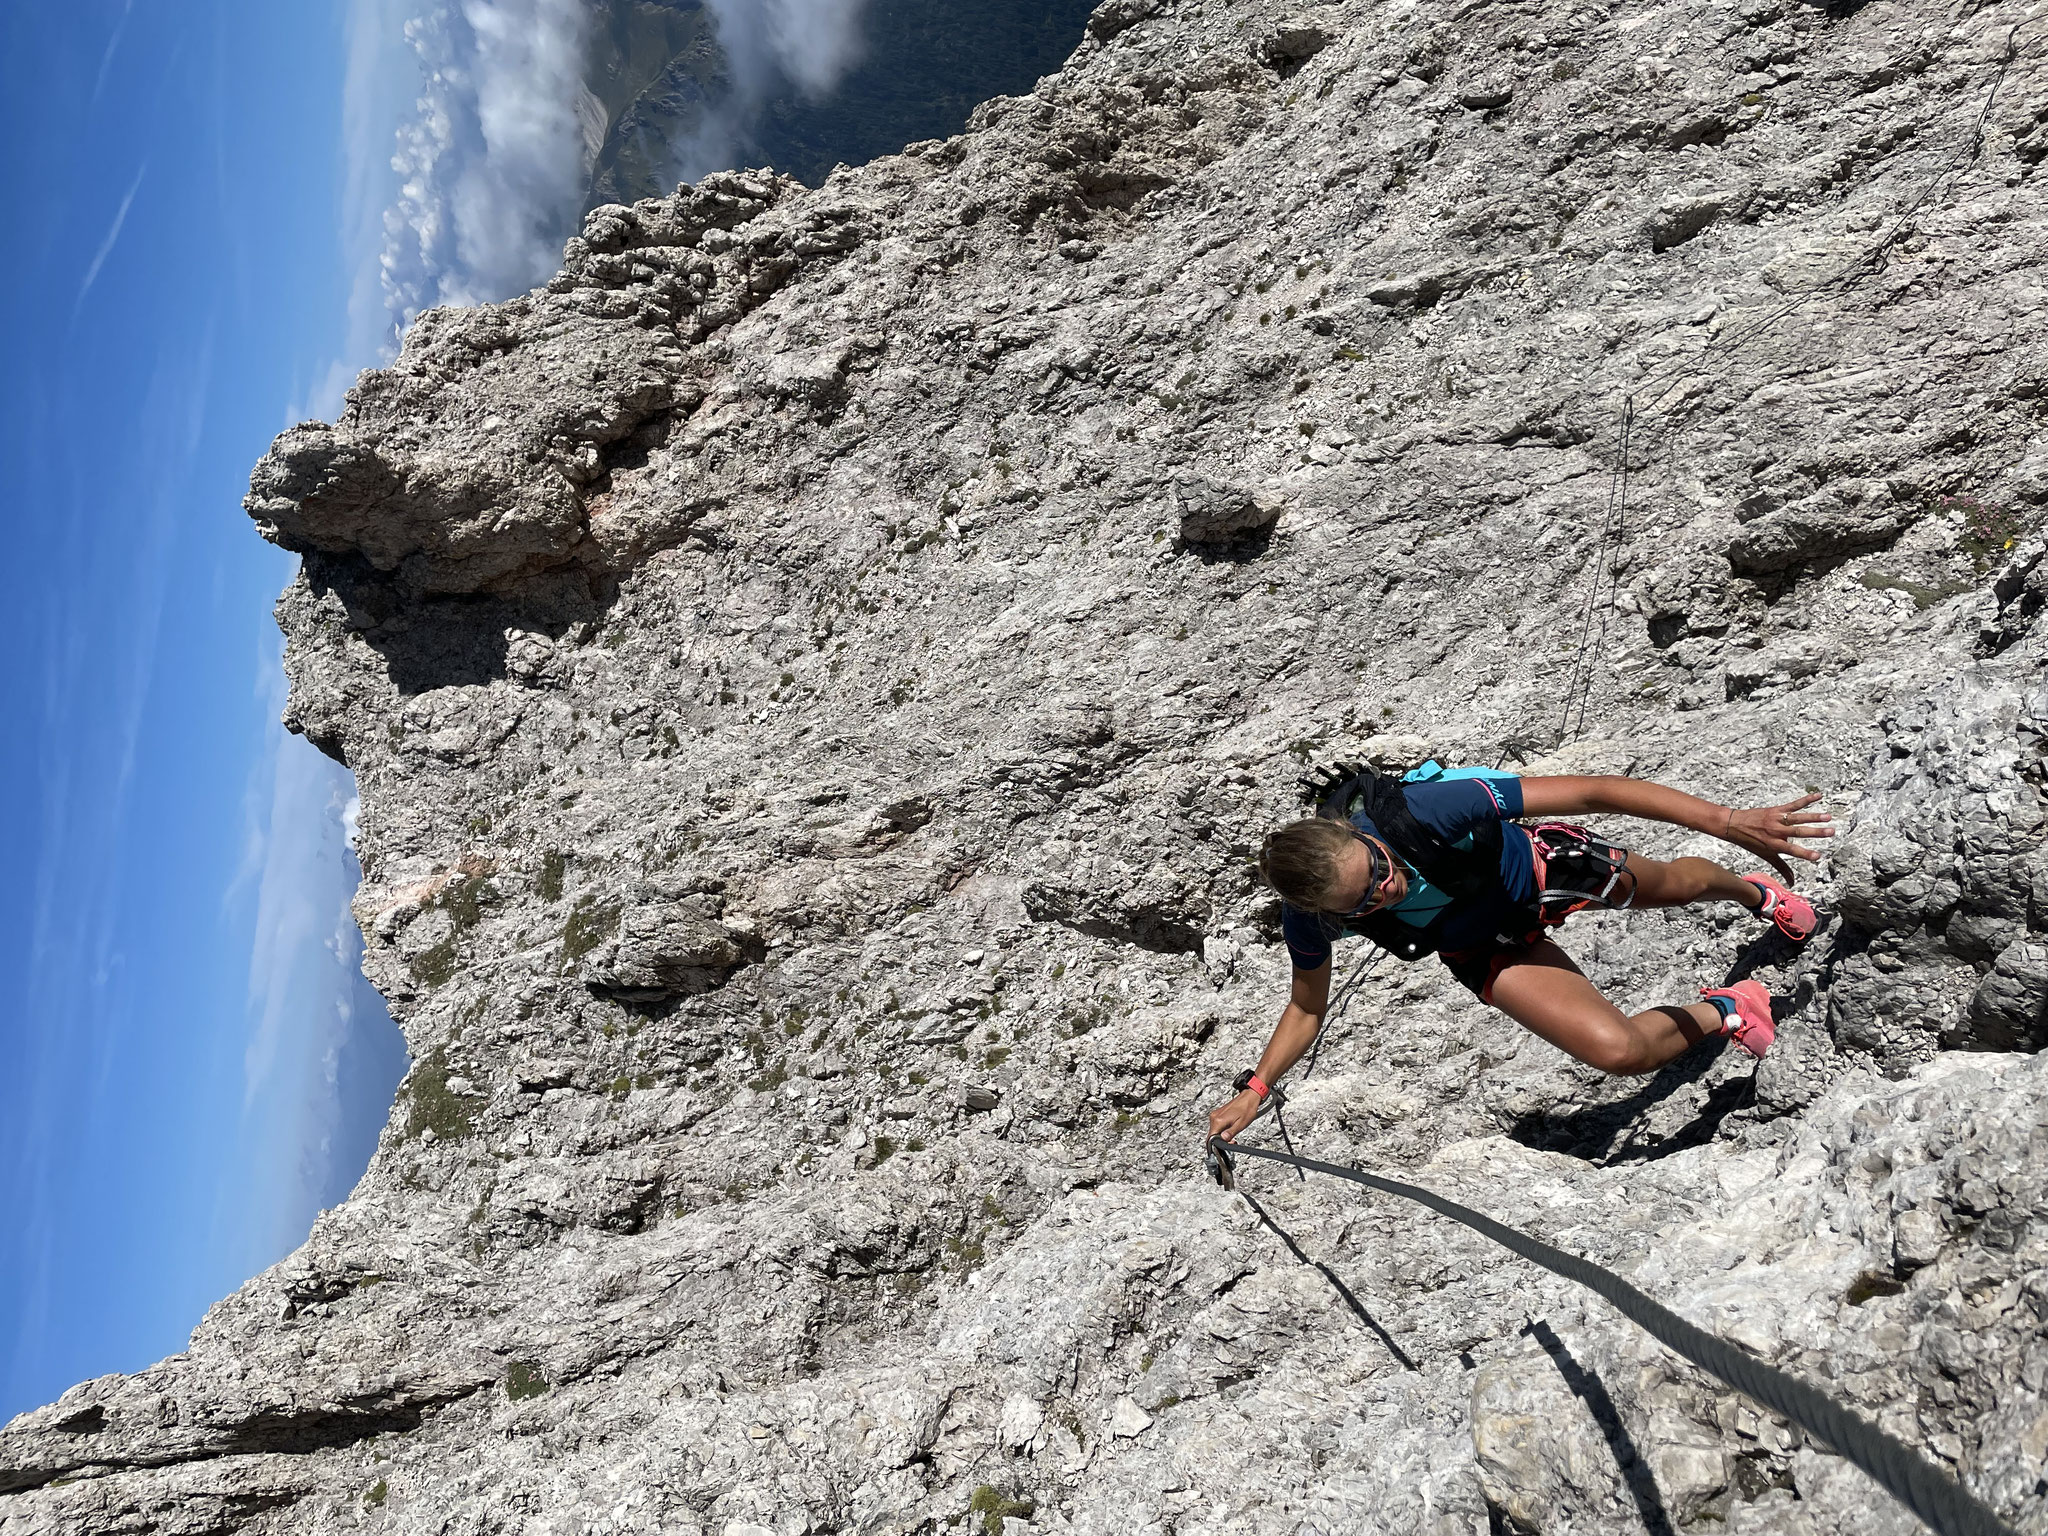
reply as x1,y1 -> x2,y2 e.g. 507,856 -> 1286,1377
1256,819 -> 1356,909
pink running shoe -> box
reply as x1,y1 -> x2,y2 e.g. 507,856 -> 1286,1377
1742,873 -> 1817,942
1701,980 -> 1775,1059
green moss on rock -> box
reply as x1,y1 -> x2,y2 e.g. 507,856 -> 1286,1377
537,850 -> 566,903
402,1048 -> 477,1142
505,1360 -> 550,1401
968,1486 -> 1035,1536
409,935 -> 460,988
562,896 -> 620,961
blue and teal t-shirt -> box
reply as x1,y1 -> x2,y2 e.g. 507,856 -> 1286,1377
1281,773 -> 1536,969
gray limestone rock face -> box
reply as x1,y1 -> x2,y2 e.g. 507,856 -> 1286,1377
584,883 -> 753,1001
7,0 -> 2048,1532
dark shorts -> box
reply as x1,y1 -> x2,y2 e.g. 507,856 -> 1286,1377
1440,940 -> 1541,1006
1440,826 -> 1634,1005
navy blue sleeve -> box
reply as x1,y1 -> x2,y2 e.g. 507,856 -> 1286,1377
1281,903 -> 1334,971
1402,775 -> 1523,843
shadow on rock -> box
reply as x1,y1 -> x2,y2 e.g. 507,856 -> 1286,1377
1508,1033 -> 1760,1166
1521,1319 -> 1677,1536
1177,523 -> 1279,565
1241,1190 -> 1418,1372
1717,930 -> 1800,984
303,552 -> 617,700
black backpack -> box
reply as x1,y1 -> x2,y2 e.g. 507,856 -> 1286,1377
1300,762 -> 1516,961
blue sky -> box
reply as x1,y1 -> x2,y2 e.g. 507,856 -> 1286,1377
0,0 -> 408,1422
0,0 -> 938,1429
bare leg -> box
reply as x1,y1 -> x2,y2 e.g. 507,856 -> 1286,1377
1623,850 -> 1760,911
1487,939 -> 1721,1076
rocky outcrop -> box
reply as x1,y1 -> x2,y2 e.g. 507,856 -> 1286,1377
6,0 -> 2046,1532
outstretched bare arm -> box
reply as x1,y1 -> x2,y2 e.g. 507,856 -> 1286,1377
1206,959 -> 1331,1142
1518,775 -> 1833,879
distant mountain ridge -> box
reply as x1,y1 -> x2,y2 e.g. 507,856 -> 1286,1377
582,0 -> 724,208
578,0 -> 1098,205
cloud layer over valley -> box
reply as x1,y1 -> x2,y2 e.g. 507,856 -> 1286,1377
378,0 -> 599,329
681,0 -> 873,177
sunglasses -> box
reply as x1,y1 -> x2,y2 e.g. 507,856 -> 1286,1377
1340,829 -> 1401,917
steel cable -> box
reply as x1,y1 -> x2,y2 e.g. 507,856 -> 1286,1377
1211,1137 -> 2018,1536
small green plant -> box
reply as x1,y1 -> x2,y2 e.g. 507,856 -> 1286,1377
409,934 -> 459,987
1846,1272 -> 1907,1306
1946,494 -> 2027,572
439,874 -> 493,932
505,1360 -> 550,1401
365,1479 -> 388,1507
1858,568 -> 1966,611
872,1135 -> 898,1164
968,1487 -> 1036,1536
402,1048 -> 476,1141
562,897 -> 620,961
947,1229 -> 988,1271
537,850 -> 566,903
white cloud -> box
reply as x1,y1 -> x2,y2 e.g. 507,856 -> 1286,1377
90,0 -> 135,107
329,0 -> 878,365
378,0 -> 597,329
74,162 -> 148,315
681,0 -> 873,179
232,648 -> 407,1260
709,0 -> 870,96
241,695 -> 360,1106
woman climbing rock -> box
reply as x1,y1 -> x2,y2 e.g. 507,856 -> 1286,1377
1208,766 -> 1833,1143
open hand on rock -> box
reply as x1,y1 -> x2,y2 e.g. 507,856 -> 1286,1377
1723,793 -> 1833,879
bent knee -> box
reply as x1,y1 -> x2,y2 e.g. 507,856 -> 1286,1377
1577,1026 -> 1658,1076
